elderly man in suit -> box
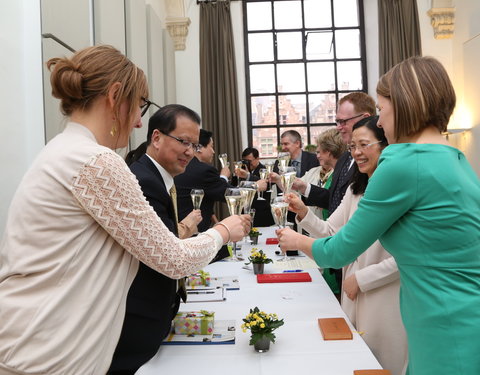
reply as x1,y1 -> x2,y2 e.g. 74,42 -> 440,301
108,104 -> 203,374
276,129 -> 319,177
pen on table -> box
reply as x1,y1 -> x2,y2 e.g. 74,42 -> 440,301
283,269 -> 303,273
187,291 -> 216,294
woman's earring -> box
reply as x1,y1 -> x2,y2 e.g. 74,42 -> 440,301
110,117 -> 118,137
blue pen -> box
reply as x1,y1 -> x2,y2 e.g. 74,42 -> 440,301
283,269 -> 303,273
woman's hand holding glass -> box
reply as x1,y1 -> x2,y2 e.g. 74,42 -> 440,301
292,178 -> 308,195
276,227 -> 314,258
215,214 -> 251,243
283,193 -> 309,221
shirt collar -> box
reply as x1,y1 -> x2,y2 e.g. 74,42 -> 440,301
145,154 -> 174,193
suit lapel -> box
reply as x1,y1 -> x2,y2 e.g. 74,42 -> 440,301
138,154 -> 178,234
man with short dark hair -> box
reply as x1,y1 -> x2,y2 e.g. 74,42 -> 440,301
234,147 -> 273,226
175,129 -> 232,233
109,104 -> 203,374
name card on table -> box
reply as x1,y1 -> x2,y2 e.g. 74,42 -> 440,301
318,317 -> 352,340
256,272 -> 312,283
353,371 -> 392,375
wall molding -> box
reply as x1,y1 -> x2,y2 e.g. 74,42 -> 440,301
165,16 -> 191,51
427,7 -> 455,39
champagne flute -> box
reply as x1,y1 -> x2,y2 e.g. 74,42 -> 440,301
258,168 -> 268,200
190,189 -> 204,210
279,166 -> 296,195
238,180 -> 257,214
264,161 -> 275,192
270,196 -> 289,262
224,187 -> 245,261
277,152 -> 291,169
239,181 -> 257,244
219,153 -> 229,169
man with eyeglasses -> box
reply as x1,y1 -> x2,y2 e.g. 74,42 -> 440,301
109,104 -> 204,374
294,92 -> 376,214
292,92 -> 376,296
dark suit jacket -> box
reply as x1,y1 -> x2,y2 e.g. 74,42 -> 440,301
243,162 -> 275,226
306,151 -> 354,215
175,157 -> 232,233
108,154 -> 180,374
273,150 -> 319,177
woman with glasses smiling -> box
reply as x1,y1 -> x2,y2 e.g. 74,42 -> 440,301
0,45 -> 249,375
278,57 -> 480,375
285,117 -> 407,375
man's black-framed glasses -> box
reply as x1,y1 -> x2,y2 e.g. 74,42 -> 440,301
161,131 -> 202,153
335,113 -> 363,126
141,97 -> 161,117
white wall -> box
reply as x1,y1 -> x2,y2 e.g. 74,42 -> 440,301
0,0 -> 45,236
450,0 -> 480,176
175,0 -> 201,112
417,0 -> 453,75
364,0 -> 379,96
0,0 -> 173,235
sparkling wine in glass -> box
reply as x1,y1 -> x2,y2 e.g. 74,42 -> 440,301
271,196 -> 289,262
219,153 -> 229,169
190,189 -> 204,210
277,152 -> 291,169
264,161 -> 275,192
279,166 -> 296,195
224,188 -> 245,261
258,168 -> 268,200
238,180 -> 257,214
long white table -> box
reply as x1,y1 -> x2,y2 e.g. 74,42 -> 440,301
137,227 -> 382,375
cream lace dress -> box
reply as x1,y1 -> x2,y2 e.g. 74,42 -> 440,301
0,123 -> 223,375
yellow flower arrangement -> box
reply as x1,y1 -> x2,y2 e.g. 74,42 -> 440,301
241,307 -> 284,345
245,248 -> 273,265
248,227 -> 262,237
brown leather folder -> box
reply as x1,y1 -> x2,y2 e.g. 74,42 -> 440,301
318,317 -> 352,340
353,370 -> 392,375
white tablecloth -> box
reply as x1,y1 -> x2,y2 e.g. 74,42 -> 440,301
137,227 -> 382,375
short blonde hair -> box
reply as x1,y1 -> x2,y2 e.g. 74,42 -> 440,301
316,129 -> 346,159
376,56 -> 456,141
47,45 -> 148,140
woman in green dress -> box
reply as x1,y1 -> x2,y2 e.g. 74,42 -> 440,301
277,56 -> 480,375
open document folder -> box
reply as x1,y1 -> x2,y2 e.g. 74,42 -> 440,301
163,320 -> 236,345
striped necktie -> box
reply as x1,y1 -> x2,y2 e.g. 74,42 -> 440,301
330,154 -> 352,213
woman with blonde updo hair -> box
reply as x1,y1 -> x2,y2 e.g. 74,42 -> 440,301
0,45 -> 249,375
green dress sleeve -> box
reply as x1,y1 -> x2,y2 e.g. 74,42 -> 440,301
312,147 -> 417,268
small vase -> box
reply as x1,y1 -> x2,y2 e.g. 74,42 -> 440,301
252,263 -> 264,275
253,336 -> 271,352
250,236 -> 259,245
